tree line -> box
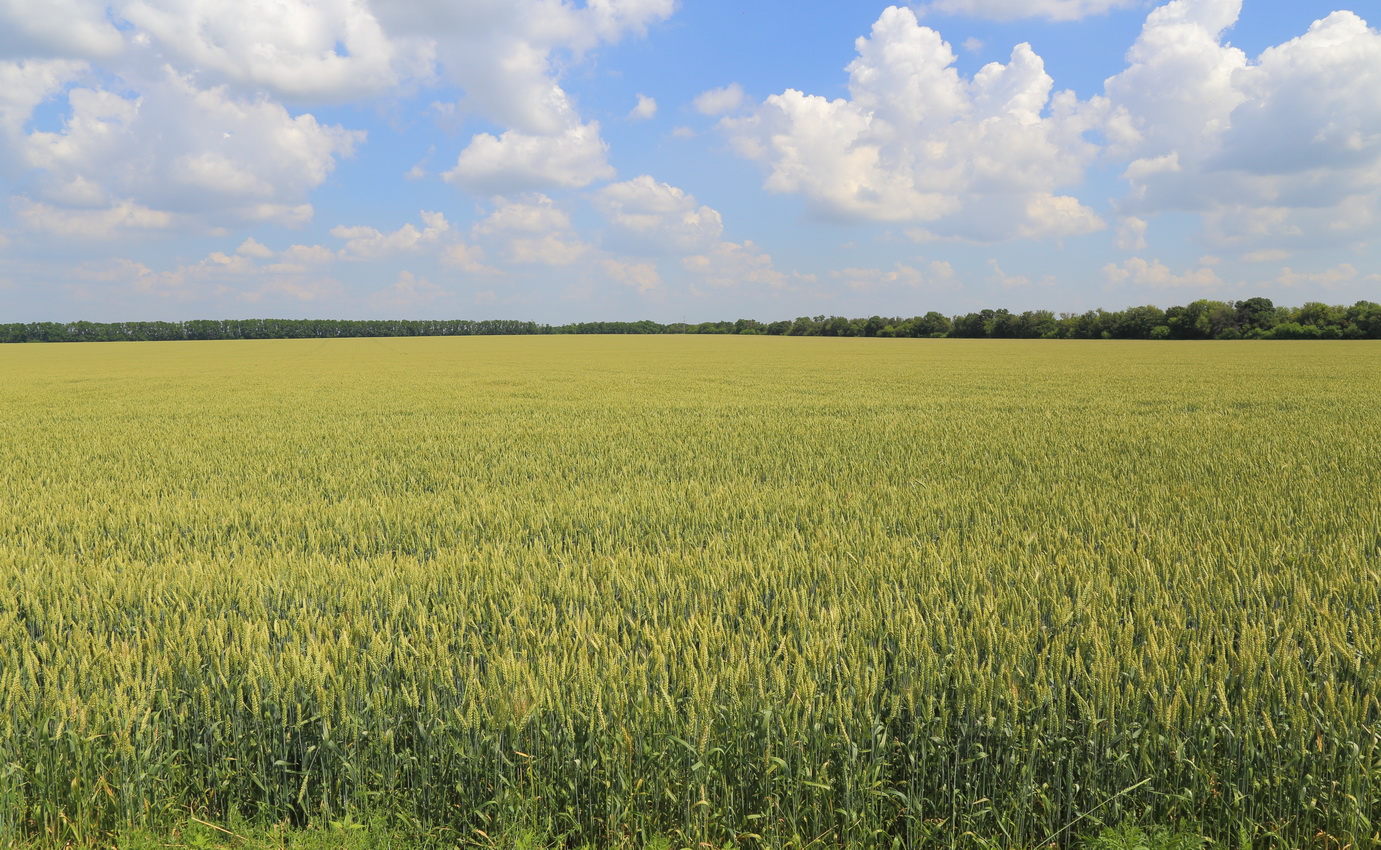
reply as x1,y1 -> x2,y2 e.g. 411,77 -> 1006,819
4,298 -> 1379,343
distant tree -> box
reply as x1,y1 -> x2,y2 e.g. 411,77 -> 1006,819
950,310 -> 992,338
1234,297 -> 1275,332
1113,305 -> 1166,339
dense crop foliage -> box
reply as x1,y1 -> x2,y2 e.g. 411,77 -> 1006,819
1,337 -> 1378,848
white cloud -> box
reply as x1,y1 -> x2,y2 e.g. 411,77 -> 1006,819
116,0 -> 418,102
17,69 -> 361,233
80,242 -> 343,303
989,258 -> 1031,288
1241,248 -> 1289,263
921,0 -> 1142,22
0,59 -> 86,141
721,7 -> 1103,240
2,0 -> 672,214
1115,216 -> 1147,250
601,257 -> 661,292
593,175 -> 724,254
1272,263 -> 1375,291
628,94 -> 657,120
694,83 -> 745,116
267,243 -> 335,273
441,243 -> 498,275
235,236 -> 276,259
1105,2 -> 1381,252
332,210 -> 450,260
15,198 -> 178,238
377,0 -> 673,132
1102,256 -> 1223,289
444,120 -> 614,195
367,269 -> 455,311
0,0 -> 124,60
682,240 -> 788,290
834,261 -> 955,292
473,194 -> 589,266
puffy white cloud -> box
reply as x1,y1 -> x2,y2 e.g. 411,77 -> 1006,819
0,0 -> 123,60
988,258 -> 1031,288
1105,2 -> 1381,251
332,210 -> 451,260
474,194 -> 571,235
268,243 -> 335,273
1,0 -> 673,209
593,175 -> 724,254
17,69 -> 361,233
722,6 -> 1103,240
382,0 -> 669,195
235,237 -> 276,259
1272,263 -> 1379,292
375,0 -> 672,131
15,198 -> 179,238
473,194 -> 590,265
444,119 -> 614,195
834,260 -> 956,292
601,258 -> 661,292
0,59 -> 86,142
116,0 -> 418,102
921,0 -> 1141,22
1102,256 -> 1224,289
1241,248 -> 1289,263
367,270 -> 455,311
74,239 -> 344,304
1115,216 -> 1148,250
441,243 -> 498,275
628,94 -> 657,120
694,83 -> 745,116
682,240 -> 788,290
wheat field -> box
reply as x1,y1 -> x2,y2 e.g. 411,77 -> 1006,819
1,336 -> 1378,848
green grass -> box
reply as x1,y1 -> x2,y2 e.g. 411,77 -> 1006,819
1,337 -> 1377,848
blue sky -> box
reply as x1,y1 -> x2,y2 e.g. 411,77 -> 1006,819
1,0 -> 1377,323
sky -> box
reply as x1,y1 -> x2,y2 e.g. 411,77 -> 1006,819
1,0 -> 1378,323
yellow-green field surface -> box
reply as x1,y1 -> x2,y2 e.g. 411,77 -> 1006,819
1,337 -> 1378,848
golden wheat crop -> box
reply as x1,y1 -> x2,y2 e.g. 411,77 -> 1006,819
1,337 -> 1377,848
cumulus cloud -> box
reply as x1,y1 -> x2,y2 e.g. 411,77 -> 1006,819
116,0 -> 418,102
593,175 -> 724,254
601,258 -> 661,292
694,83 -> 745,116
721,6 -> 1103,241
921,0 -> 1142,22
367,269 -> 455,311
0,59 -> 86,142
78,241 -> 342,303
628,94 -> 657,120
474,194 -> 590,266
1272,263 -> 1378,292
444,119 -> 614,195
332,210 -> 451,260
1115,216 -> 1148,250
682,240 -> 789,290
1105,1 -> 1381,251
15,69 -> 361,234
834,260 -> 956,292
0,0 -> 124,60
2,0 -> 674,218
1102,256 -> 1224,289
441,243 -> 499,275
15,198 -> 179,238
